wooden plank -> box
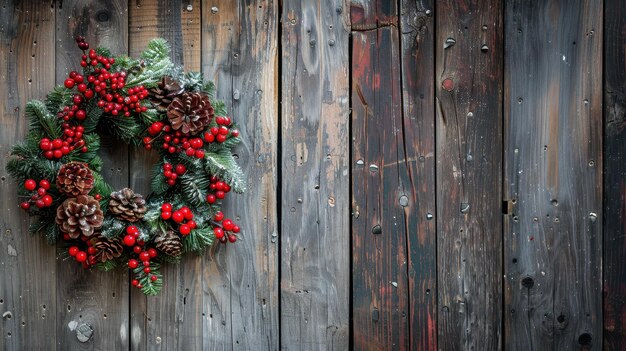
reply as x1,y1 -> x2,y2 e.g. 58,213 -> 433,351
399,1 -> 437,350
436,1 -> 503,350
127,1 -> 203,350
504,1 -> 603,349
350,1 -> 420,349
604,0 -> 626,348
280,0 -> 350,350
0,2 -> 56,350
55,1 -> 130,349
201,0 -> 279,349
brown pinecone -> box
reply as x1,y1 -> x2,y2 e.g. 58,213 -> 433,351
55,195 -> 104,239
153,230 -> 183,256
56,161 -> 94,197
166,92 -> 214,135
108,188 -> 146,222
149,76 -> 184,109
91,236 -> 124,262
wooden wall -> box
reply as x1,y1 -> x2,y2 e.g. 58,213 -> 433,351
0,0 -> 623,350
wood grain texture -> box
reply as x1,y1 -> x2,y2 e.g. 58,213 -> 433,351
55,0 -> 130,349
351,1 -> 419,349
0,1 -> 56,350
281,1 -> 350,350
504,1 -> 603,350
201,1 -> 279,349
128,1 -> 203,350
604,0 -> 626,349
436,0 -> 503,350
399,1 -> 436,349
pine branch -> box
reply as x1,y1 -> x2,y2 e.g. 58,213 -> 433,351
183,225 -> 214,252
26,100 -> 61,138
100,216 -> 125,239
179,172 -> 210,206
204,149 -> 247,193
45,86 -> 73,115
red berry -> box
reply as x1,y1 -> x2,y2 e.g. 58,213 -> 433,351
150,276 -> 158,282
128,259 -> 139,269
148,248 -> 157,258
133,245 -> 142,254
53,150 -> 63,158
39,179 -> 50,189
143,260 -> 150,267
139,251 -> 150,262
126,225 -> 139,235
20,201 -> 30,210
216,191 -> 225,199
179,224 -> 191,236
213,227 -> 225,239
228,234 -> 237,243
68,246 -> 79,256
87,246 -> 98,255
167,179 -> 176,186
123,235 -> 136,247
52,139 -> 63,149
161,203 -> 173,212
222,219 -> 234,231
231,129 -> 240,137
219,126 -> 229,135
204,132 -> 215,143
195,150 -> 205,159
175,164 -> 186,175
161,211 -> 172,220
24,179 -> 37,191
206,194 -> 216,204
232,225 -> 240,233
95,194 -> 102,200
214,212 -> 224,221
75,251 -> 87,262
216,134 -> 227,143
144,267 -> 151,273
42,195 -> 53,207
75,109 -> 86,120
37,187 -> 47,196
132,279 -> 139,286
63,234 -> 71,241
172,211 -> 184,223
35,199 -> 45,208
64,78 -> 75,89
188,220 -> 197,229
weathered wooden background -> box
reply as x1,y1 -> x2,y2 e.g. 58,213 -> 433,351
0,0 -> 623,350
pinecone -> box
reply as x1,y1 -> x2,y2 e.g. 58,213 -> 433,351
56,161 -> 94,197
55,195 -> 104,239
108,188 -> 147,222
149,76 -> 184,109
166,92 -> 214,135
91,235 -> 124,262
153,230 -> 183,256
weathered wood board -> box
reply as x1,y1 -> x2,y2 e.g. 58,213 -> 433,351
436,0 -> 503,349
504,0 -> 603,349
0,1 -> 56,349
604,0 -> 626,349
280,1 -> 350,350
55,0 -> 130,349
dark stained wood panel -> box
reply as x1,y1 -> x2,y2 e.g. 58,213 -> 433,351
54,0 -> 130,349
604,0 -> 626,349
0,1 -> 56,350
504,0 -> 603,349
436,0 -> 503,349
399,0 -> 437,349
281,0 -> 350,350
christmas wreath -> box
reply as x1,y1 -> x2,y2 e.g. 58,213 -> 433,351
6,37 -> 245,295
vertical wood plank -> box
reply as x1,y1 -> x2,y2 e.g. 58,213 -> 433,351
504,1 -> 603,349
436,1 -> 503,350
399,1 -> 437,349
55,0 -> 130,349
202,0 -> 279,349
0,1 -> 56,350
280,0 -> 350,350
127,1 -> 203,350
604,0 -> 626,348
350,1 -> 424,349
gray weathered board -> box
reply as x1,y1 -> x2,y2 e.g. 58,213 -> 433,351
0,0 -> 623,350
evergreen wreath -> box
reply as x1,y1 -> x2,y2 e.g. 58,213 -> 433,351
6,37 -> 246,295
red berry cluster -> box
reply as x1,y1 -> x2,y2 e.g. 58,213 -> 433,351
205,176 -> 231,204
66,235 -> 102,268
144,122 -> 207,159
203,116 -> 239,144
122,225 -> 160,288
20,179 -> 53,210
212,211 -> 240,244
162,163 -> 186,186
160,203 -> 197,236
39,124 -> 86,159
